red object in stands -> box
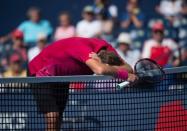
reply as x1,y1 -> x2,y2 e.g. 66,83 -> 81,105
150,46 -> 171,67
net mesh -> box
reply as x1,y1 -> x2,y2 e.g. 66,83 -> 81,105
0,70 -> 187,130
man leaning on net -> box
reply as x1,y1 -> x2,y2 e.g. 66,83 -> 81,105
28,37 -> 137,131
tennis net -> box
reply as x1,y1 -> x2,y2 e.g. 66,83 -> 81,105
0,66 -> 186,131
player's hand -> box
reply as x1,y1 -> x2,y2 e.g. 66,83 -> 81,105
89,52 -> 102,63
127,73 -> 138,82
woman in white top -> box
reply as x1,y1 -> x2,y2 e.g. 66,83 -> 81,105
54,12 -> 75,41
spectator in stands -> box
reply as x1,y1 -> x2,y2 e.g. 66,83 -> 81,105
18,7 -> 52,47
2,53 -> 27,77
93,0 -> 118,20
0,7 -> 52,48
93,1 -> 117,45
28,33 -> 48,61
9,30 -> 27,62
181,0 -> 187,16
156,0 -> 182,18
156,0 -> 187,27
0,30 -> 27,71
54,12 -> 75,41
100,20 -> 116,47
142,22 -> 179,67
116,32 -> 140,67
120,0 -> 145,30
76,5 -> 102,38
0,37 -> 12,73
180,46 -> 187,66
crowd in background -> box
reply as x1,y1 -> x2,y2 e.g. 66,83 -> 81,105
0,0 -> 187,77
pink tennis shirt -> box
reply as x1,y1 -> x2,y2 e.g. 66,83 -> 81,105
29,37 -> 117,76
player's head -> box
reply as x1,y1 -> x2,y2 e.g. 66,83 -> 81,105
97,50 -> 123,66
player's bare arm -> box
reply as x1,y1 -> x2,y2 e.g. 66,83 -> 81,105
86,58 -> 118,75
86,53 -> 137,82
112,60 -> 137,82
89,52 -> 133,73
112,64 -> 137,82
112,61 -> 133,73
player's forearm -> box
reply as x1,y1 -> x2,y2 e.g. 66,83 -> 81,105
86,59 -> 132,77
99,64 -> 131,80
113,64 -> 133,74
92,63 -> 117,76
96,63 -> 133,77
93,63 -> 132,75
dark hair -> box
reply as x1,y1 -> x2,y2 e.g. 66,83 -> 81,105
98,50 -> 123,66
59,11 -> 71,22
27,6 -> 41,18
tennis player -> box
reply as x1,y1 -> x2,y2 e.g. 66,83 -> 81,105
29,37 -> 137,131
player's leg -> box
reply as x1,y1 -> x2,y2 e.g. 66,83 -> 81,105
44,83 -> 69,131
44,112 -> 61,131
32,66 -> 69,131
28,69 -> 61,131
54,83 -> 69,129
32,85 -> 61,131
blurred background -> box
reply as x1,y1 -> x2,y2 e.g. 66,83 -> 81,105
0,0 -> 187,77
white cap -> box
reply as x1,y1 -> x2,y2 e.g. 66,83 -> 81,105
83,5 -> 94,13
117,33 -> 132,45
